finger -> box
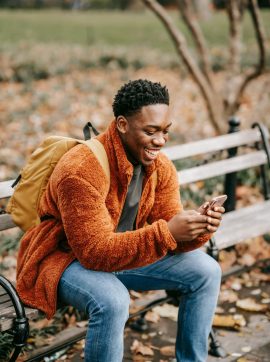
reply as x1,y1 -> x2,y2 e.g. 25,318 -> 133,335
207,225 -> 218,232
206,216 -> 221,226
190,227 -> 210,238
188,214 -> 209,223
213,206 -> 225,214
190,222 -> 209,231
206,209 -> 223,219
196,228 -> 212,237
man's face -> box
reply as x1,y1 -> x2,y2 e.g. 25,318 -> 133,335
116,104 -> 172,166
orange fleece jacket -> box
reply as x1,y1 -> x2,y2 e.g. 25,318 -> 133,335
16,121 -> 210,319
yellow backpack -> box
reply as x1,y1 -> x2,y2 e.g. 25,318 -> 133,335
7,123 -> 110,232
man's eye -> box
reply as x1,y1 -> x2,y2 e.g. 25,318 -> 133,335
145,131 -> 155,136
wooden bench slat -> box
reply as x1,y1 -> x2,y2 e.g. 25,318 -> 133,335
26,325 -> 87,360
0,291 -> 10,300
0,305 -> 17,318
179,150 -> 267,185
0,296 -> 11,304
162,128 -> 265,161
0,300 -> 13,310
0,180 -> 14,199
214,200 -> 270,249
0,306 -> 39,332
0,213 -> 16,231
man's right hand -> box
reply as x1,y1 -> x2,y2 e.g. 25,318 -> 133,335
167,210 -> 210,243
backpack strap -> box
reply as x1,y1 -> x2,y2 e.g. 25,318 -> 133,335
80,139 -> 110,185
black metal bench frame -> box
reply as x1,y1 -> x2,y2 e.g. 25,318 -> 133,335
1,118 -> 270,361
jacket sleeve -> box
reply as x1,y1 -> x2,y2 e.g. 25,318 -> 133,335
56,176 -> 177,272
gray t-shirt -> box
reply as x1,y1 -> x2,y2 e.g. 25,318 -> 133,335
116,164 -> 144,232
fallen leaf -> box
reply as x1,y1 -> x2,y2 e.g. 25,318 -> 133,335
219,289 -> 238,303
30,318 -> 53,329
130,340 -> 154,356
145,311 -> 160,323
231,281 -> 242,291
213,314 -> 246,329
160,345 -> 175,357
152,304 -> 178,321
219,250 -> 237,272
241,346 -> 252,353
130,291 -> 143,299
238,253 -> 256,267
250,270 -> 270,282
250,289 -> 261,295
236,298 -> 268,312
215,306 -> 225,313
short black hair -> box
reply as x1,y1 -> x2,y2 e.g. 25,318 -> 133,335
112,79 -> 169,118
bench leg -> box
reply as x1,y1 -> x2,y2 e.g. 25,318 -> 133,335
0,276 -> 29,362
209,329 -> 227,358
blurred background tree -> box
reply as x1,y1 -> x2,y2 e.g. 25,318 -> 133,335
0,0 -> 269,143
143,0 -> 268,133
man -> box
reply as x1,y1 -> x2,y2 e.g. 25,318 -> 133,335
17,79 -> 224,362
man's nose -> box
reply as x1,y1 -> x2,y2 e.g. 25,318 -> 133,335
153,134 -> 167,147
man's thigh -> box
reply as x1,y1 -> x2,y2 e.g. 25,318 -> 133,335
115,250 -> 219,294
58,260 -> 129,313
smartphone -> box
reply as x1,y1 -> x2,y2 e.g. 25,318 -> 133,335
199,194 -> 227,215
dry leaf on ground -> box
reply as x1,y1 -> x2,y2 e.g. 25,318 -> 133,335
29,318 -> 53,330
236,298 -> 269,312
152,303 -> 178,321
145,310 -> 160,323
130,339 -> 154,356
160,345 -> 175,357
250,270 -> 270,282
219,289 -> 239,303
213,314 -> 246,329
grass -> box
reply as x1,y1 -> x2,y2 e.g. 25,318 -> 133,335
0,8 -> 269,52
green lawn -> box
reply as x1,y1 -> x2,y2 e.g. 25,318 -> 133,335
0,9 -> 269,52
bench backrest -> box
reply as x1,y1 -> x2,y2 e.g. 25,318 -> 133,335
0,126 -> 269,233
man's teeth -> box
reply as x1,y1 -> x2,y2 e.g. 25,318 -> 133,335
145,149 -> 159,157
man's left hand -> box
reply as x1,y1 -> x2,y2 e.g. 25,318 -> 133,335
204,206 -> 225,233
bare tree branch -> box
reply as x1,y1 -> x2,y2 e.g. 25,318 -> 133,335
226,0 -> 243,74
177,0 -> 215,90
142,0 -> 224,134
234,0 -> 267,107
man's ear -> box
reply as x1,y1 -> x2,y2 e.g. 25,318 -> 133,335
116,116 -> 129,134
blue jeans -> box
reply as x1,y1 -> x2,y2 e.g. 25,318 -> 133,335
58,250 -> 221,362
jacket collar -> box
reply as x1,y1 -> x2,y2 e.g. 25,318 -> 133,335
99,120 -> 156,184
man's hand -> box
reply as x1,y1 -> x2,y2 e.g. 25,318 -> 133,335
204,206 -> 224,233
167,207 -> 224,244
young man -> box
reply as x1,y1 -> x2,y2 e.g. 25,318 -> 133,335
17,79 -> 224,362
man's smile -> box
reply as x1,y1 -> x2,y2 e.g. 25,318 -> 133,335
144,148 -> 161,160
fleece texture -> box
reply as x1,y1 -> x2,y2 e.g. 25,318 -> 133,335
16,121 -> 210,319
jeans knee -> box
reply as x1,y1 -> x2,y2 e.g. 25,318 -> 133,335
197,255 -> 222,292
103,288 -> 130,318
86,285 -> 130,321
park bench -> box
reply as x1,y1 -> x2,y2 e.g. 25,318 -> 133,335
0,118 -> 270,361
